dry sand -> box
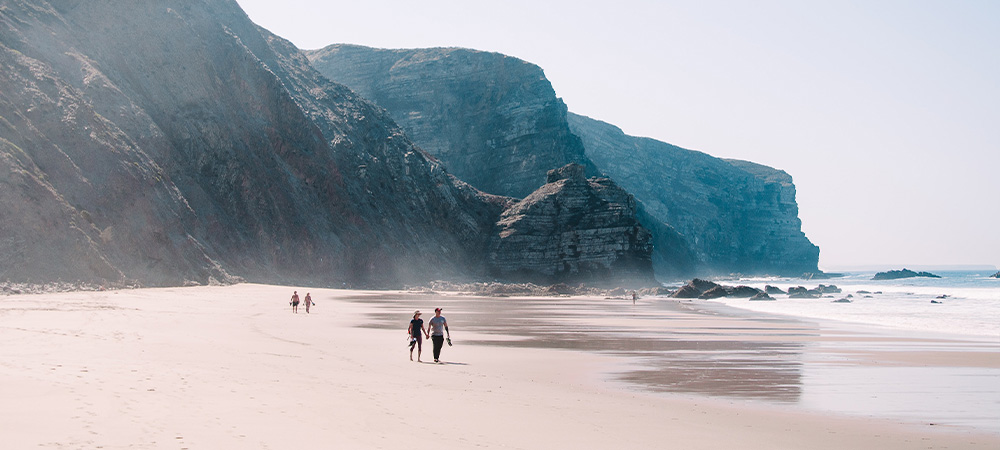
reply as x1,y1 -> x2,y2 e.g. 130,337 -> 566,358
1,284 -> 997,449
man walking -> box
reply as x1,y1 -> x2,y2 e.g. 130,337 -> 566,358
428,307 -> 450,363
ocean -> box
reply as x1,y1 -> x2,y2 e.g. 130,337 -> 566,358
703,270 -> 1000,339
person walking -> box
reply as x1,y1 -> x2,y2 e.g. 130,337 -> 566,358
290,291 -> 300,313
428,307 -> 450,363
408,311 -> 428,362
304,293 -> 314,313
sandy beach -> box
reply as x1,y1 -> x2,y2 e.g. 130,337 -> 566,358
1,284 -> 997,449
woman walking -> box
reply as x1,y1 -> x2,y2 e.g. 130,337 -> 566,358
408,311 -> 429,362
304,293 -> 314,313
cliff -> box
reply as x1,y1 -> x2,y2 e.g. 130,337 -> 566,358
488,164 -> 654,284
0,0 -> 501,286
307,44 -> 818,277
567,113 -> 819,275
304,45 -> 597,199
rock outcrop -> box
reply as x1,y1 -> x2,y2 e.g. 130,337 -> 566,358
788,287 -> 822,298
671,278 -> 722,298
765,285 -> 787,295
992,271 -> 1000,279
305,45 -> 597,199
306,44 -> 818,278
698,285 -> 761,299
487,164 -> 654,284
0,0 -> 502,286
567,113 -> 820,276
872,269 -> 941,280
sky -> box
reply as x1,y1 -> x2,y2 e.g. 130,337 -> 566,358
236,0 -> 999,270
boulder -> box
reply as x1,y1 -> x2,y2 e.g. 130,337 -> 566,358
816,284 -> 841,294
729,285 -> 764,298
749,292 -> 774,301
671,278 -> 721,298
699,286 -> 731,299
764,285 -> 786,295
992,272 -> 1000,279
788,286 -> 821,298
671,285 -> 702,298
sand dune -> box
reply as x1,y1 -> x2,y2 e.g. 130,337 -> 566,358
1,284 -> 996,449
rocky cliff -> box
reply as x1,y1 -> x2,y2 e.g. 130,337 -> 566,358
307,45 -> 818,277
488,164 -> 654,284
305,45 -> 597,199
0,0 -> 503,286
568,113 -> 819,275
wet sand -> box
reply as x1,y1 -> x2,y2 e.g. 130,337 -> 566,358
1,284 -> 997,449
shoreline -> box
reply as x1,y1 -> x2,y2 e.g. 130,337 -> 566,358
1,284 -> 997,448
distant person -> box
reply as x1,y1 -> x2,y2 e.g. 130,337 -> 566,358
632,291 -> 637,304
428,307 -> 451,363
290,291 -> 300,313
304,293 -> 314,313
408,310 -> 428,362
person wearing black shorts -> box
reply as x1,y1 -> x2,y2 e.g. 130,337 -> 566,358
408,311 -> 428,362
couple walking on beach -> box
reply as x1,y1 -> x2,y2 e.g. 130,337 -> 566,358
289,291 -> 314,313
408,308 -> 451,363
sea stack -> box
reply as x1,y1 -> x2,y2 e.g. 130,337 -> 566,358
487,164 -> 654,284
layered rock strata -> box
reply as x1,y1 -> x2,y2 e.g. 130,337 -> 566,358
488,164 -> 654,284
568,113 -> 820,276
0,0 -> 501,286
307,45 -> 818,278
305,45 -> 597,199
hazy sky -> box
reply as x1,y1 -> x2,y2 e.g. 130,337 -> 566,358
236,0 -> 999,270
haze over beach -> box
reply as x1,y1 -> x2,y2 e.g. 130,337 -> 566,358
2,1 -> 999,449
237,0 -> 1000,270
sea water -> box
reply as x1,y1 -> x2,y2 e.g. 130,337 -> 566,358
693,270 -> 999,432
706,270 -> 1000,339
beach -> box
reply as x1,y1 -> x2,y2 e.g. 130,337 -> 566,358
1,284 -> 997,449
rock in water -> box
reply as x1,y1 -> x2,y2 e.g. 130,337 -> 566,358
671,278 -> 722,298
991,272 -> 999,279
487,164 -> 654,284
872,269 -> 942,280
788,287 -> 822,298
699,286 -> 731,299
765,285 -> 787,295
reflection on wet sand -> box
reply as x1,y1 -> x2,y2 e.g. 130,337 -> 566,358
355,293 -> 811,402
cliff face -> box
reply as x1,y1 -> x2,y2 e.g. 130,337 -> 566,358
488,164 -> 654,284
307,45 -> 818,276
0,0 -> 500,286
305,45 -> 596,199
568,113 -> 819,275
